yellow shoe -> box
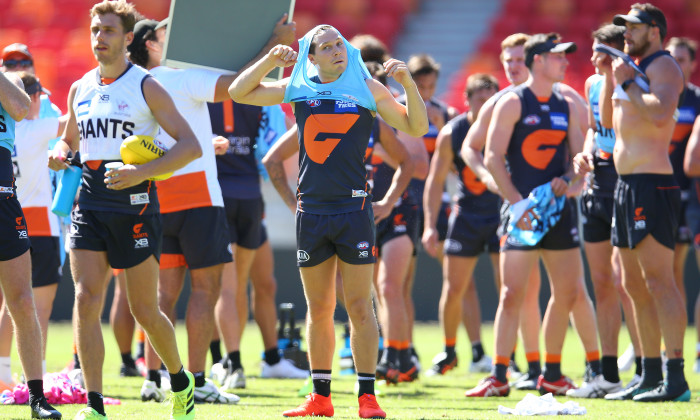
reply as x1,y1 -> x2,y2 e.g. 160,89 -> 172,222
170,370 -> 195,420
73,407 -> 107,419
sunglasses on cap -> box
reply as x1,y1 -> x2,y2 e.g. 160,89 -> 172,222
3,59 -> 33,69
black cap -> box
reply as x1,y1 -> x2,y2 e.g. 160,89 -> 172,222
525,35 -> 577,68
24,79 -> 43,95
127,19 -> 158,54
613,9 -> 659,27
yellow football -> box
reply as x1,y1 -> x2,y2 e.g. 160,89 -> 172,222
120,135 -> 173,181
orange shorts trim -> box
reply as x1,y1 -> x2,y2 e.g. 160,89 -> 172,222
160,253 -> 188,269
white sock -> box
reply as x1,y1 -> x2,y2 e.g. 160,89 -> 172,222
0,357 -> 12,384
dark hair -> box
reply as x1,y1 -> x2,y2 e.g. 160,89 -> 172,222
592,24 -> 625,50
465,73 -> 499,98
308,25 -> 334,55
631,3 -> 667,41
523,33 -> 560,69
127,20 -> 157,68
17,71 -> 40,96
407,54 -> 440,78
350,34 -> 389,64
364,61 -> 387,86
90,0 -> 142,33
667,36 -> 697,62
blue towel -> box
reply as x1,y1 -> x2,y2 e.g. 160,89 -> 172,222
507,182 -> 566,246
255,105 -> 287,180
283,25 -> 376,112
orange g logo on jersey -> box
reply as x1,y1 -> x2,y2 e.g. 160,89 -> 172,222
303,114 -> 360,164
133,223 -> 143,234
521,130 -> 566,170
461,166 -> 486,195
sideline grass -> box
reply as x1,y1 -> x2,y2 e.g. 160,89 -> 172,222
1,322 -> 698,419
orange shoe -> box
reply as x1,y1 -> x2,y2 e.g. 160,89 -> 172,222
358,394 -> 386,419
397,365 -> 418,383
283,393 -> 334,417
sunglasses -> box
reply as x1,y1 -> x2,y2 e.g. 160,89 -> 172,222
3,59 -> 33,68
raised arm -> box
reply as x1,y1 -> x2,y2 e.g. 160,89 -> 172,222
613,55 -> 683,127
369,59 -> 428,137
262,125 -> 299,213
422,124 -> 453,257
0,71 -> 29,121
228,45 -> 297,106
485,93 -> 521,204
372,119 -> 414,222
461,96 -> 499,194
213,14 -> 296,102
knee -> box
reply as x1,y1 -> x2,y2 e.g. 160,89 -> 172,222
253,277 -> 276,300
553,286 -> 578,308
306,299 -> 335,321
345,296 -> 373,324
130,305 -> 161,329
74,287 -> 103,316
190,284 -> 220,307
644,275 -> 672,298
499,284 -> 526,309
378,279 -> 402,303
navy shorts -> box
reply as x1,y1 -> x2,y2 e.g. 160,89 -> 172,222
69,207 -> 162,270
0,149 -> 30,261
444,208 -> 499,257
500,198 -> 580,251
296,208 -> 376,267
162,206 -> 233,270
376,202 -> 418,255
612,174 -> 680,251
30,236 -> 61,287
223,196 -> 264,250
580,191 -> 614,243
416,201 -> 450,242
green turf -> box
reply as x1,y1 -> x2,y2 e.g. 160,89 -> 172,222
1,322 -> 699,419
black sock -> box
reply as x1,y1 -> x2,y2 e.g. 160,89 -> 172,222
193,371 -> 205,388
357,372 -> 375,397
27,380 -> 44,406
665,358 -> 687,388
491,363 -> 508,383
264,347 -> 281,366
170,367 -> 190,393
87,392 -> 105,416
528,360 -> 542,376
543,362 -> 562,382
121,352 -> 135,368
601,356 -> 620,383
148,369 -> 161,388
398,348 -> 412,372
228,351 -> 242,371
640,357 -> 663,389
73,352 -> 81,370
635,356 -> 642,376
445,345 -> 456,358
136,341 -> 145,360
588,359 -> 602,376
381,347 -> 398,365
472,342 -> 485,362
311,369 -> 331,397
210,340 -> 222,364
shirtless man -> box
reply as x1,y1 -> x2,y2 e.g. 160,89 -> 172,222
590,3 -> 690,402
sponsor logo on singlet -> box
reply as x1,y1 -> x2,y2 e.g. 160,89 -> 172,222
335,101 -> 357,112
130,193 -> 150,205
357,241 -> 370,250
550,113 -> 568,130
524,114 -> 541,125
306,99 -> 321,108
352,189 -> 368,198
444,239 -> 462,252
0,186 -> 12,194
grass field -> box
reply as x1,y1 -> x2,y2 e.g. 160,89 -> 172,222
1,322 -> 698,419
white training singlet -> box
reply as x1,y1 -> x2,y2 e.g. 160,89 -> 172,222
149,66 -> 224,212
12,118 -> 60,237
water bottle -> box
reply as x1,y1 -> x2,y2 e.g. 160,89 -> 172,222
51,158 -> 82,218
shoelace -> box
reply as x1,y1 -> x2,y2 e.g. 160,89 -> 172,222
169,390 -> 191,415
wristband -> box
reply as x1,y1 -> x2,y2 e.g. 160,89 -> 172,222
621,79 -> 635,91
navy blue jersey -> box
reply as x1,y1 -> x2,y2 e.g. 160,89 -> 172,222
670,83 -> 700,191
209,100 -> 263,199
364,118 -> 380,196
398,96 -> 449,208
448,113 -> 500,214
295,98 -> 375,214
507,85 -> 570,197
